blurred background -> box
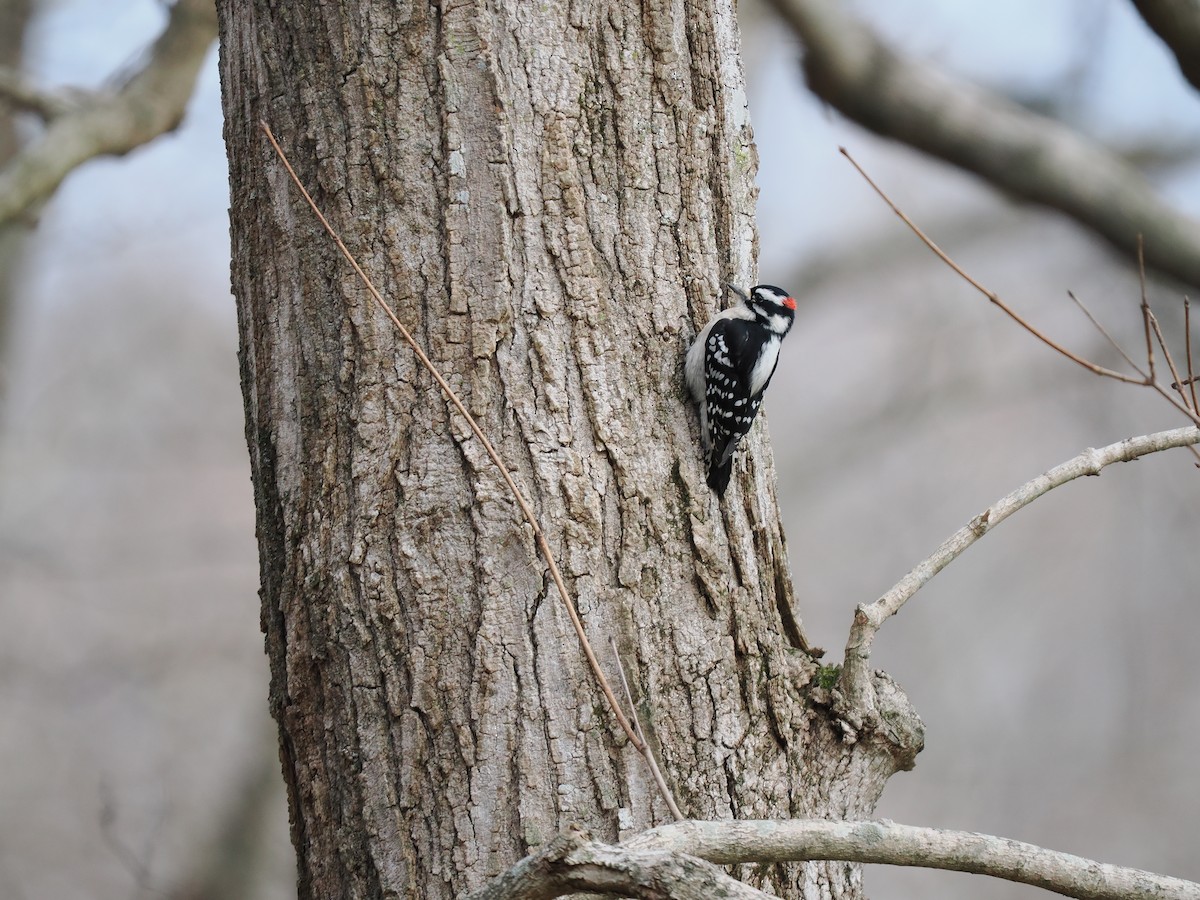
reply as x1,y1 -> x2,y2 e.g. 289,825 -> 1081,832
0,1 -> 1197,898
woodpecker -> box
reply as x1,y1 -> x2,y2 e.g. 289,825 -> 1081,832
685,283 -> 797,496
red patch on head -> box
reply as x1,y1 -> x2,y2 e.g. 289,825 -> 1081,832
784,296 -> 797,310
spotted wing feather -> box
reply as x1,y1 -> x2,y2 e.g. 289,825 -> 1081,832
702,317 -> 779,494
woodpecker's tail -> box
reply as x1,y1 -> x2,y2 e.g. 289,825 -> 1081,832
707,457 -> 734,496
706,434 -> 739,496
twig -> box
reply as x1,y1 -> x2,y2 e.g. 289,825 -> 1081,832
1065,290 -> 1146,377
624,819 -> 1200,900
1186,297 -> 1197,412
1147,306 -> 1189,411
610,639 -> 642,744
839,148 -> 1142,385
1139,239 -> 1158,383
464,823 -> 772,900
260,122 -> 682,820
838,426 -> 1200,717
610,640 -> 684,821
842,148 -> 1200,428
1129,244 -> 1198,460
1138,249 -> 1197,429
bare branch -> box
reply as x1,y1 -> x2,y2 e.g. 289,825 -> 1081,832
1138,245 -> 1199,426
840,148 -> 1143,384
0,66 -> 88,119
839,426 -> 1200,716
1131,246 -> 1196,465
1117,133 -> 1200,171
0,0 -> 217,227
464,823 -> 772,900
1187,297 -> 1198,410
841,149 -> 1200,427
626,819 -> 1200,900
1066,290 -> 1146,376
1148,305 -> 1190,410
1132,0 -> 1200,93
473,818 -> 1200,900
767,0 -> 1200,287
1140,239 -> 1159,382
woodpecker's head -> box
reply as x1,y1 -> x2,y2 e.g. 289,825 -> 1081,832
729,283 -> 797,336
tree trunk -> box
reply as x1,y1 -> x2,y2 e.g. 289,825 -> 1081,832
216,1 -> 922,897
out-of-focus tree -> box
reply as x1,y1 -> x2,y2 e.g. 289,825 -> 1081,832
0,4 -> 290,900
0,0 -> 215,228
767,0 -> 1200,289
0,0 -> 216,396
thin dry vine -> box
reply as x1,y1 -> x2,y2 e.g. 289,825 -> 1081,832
260,121 -> 684,822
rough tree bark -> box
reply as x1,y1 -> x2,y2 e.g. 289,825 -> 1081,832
217,1 -> 922,897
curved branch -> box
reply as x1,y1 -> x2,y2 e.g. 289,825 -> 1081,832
626,819 -> 1200,900
766,0 -> 1200,288
0,66 -> 86,119
464,824 -> 772,900
839,426 -> 1200,717
474,819 -> 1200,900
0,0 -> 217,227
1132,0 -> 1200,93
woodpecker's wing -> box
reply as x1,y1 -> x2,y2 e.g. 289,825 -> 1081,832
703,316 -> 776,470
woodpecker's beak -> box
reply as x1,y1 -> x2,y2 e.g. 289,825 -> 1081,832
725,283 -> 750,303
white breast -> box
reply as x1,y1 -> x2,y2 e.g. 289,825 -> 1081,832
748,335 -> 780,396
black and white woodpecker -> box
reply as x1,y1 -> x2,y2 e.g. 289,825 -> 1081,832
685,283 -> 797,496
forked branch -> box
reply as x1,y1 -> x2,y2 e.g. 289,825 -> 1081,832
838,426 -> 1200,718
840,147 -> 1200,429
768,0 -> 1200,286
833,150 -> 1200,720
471,819 -> 1200,900
0,0 -> 217,227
